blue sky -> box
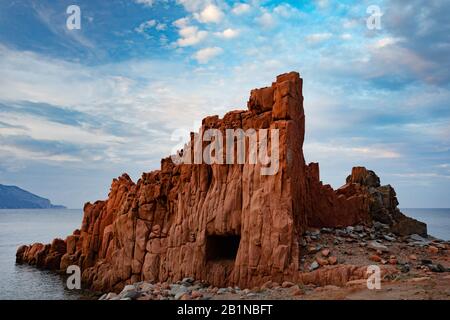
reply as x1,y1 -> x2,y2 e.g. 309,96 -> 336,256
0,0 -> 449,208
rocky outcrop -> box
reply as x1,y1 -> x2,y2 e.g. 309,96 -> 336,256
16,238 -> 66,269
16,72 -> 426,292
342,167 -> 427,236
305,163 -> 371,228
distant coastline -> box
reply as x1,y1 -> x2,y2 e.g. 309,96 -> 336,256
0,184 -> 66,209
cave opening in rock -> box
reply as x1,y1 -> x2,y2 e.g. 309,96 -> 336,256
205,235 -> 240,262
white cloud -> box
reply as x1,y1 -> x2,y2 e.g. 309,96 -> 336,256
0,46 -> 114,108
215,28 -> 239,39
232,3 -> 251,15
135,0 -> 156,7
391,173 -> 450,179
173,18 -> 208,47
256,12 -> 276,29
342,19 -> 359,29
135,19 -> 156,33
366,44 -> 435,82
194,4 -> 224,24
156,22 -> 167,31
373,37 -> 401,49
341,33 -> 352,40
306,32 -> 332,43
0,45 -> 240,168
178,26 -> 208,46
173,17 -> 189,28
305,142 -> 402,159
0,113 -> 124,146
193,47 -> 223,63
315,0 -> 329,9
176,0 -> 210,12
273,4 -> 302,18
33,5 -> 96,50
0,145 -> 83,163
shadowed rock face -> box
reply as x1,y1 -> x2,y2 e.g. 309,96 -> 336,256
344,167 -> 427,237
16,72 -> 426,292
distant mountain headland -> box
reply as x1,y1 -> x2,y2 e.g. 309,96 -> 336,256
0,184 -> 66,209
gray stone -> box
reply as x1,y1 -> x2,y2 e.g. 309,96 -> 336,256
435,243 -> 447,249
105,292 -> 119,300
122,289 -> 140,300
349,233 -> 359,239
373,222 -> 389,231
368,241 -> 389,252
309,261 -> 319,271
217,288 -> 228,294
170,284 -> 189,296
383,235 -> 396,242
410,241 -> 428,247
175,291 -> 188,300
140,282 -> 155,292
321,227 -> 333,233
409,234 -> 428,242
399,264 -> 410,273
190,284 -> 202,291
428,264 -> 446,273
182,277 -> 194,284
121,284 -> 136,293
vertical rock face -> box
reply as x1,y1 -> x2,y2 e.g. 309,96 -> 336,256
305,163 -> 372,228
16,72 -> 426,292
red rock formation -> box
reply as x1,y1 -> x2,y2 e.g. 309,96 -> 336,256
16,72 -> 425,292
343,167 -> 427,236
305,163 -> 371,228
298,264 -> 397,287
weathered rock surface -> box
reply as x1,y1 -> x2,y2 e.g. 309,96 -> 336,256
343,167 -> 427,236
15,72 -> 427,292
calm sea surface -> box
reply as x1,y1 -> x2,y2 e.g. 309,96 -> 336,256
0,208 -> 449,299
401,208 -> 450,241
0,209 -> 89,300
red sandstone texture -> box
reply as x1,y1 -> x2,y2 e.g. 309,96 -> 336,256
16,72 -> 426,292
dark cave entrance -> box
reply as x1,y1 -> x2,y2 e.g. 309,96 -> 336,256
205,234 -> 240,262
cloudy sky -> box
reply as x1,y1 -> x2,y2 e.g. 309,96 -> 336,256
0,0 -> 449,208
